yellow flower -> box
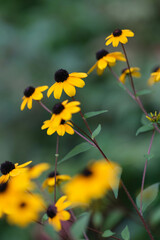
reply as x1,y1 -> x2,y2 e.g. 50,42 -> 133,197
119,67 -> 141,84
0,182 -> 15,216
47,196 -> 71,231
88,49 -> 126,75
146,111 -> 160,123
7,193 -> 45,227
27,163 -> 50,179
47,69 -> 87,99
42,171 -> 71,192
105,29 -> 134,47
21,86 -> 48,111
0,161 -> 32,184
148,66 -> 160,86
63,160 -> 120,206
42,119 -> 74,136
41,100 -> 80,129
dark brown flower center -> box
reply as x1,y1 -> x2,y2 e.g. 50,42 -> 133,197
81,168 -> 93,177
47,205 -> 57,218
113,29 -> 122,37
60,120 -> 65,125
152,66 -> 160,73
24,86 -> 35,97
20,202 -> 27,208
55,69 -> 69,82
96,49 -> 109,60
0,161 -> 15,175
48,171 -> 59,178
0,182 -> 8,193
52,103 -> 65,114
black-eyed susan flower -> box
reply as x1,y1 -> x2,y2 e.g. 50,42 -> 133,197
7,193 -> 45,227
42,119 -> 74,136
21,86 -> 48,111
47,69 -> 87,99
146,111 -> 160,123
27,163 -> 50,179
148,66 -> 160,86
88,49 -> 126,75
63,160 -> 120,206
41,100 -> 80,129
43,171 -> 71,192
47,196 -> 71,231
119,67 -> 141,84
0,160 -> 32,184
105,29 -> 134,47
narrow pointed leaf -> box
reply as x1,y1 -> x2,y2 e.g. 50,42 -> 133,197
92,124 -> 101,139
136,89 -> 151,96
136,124 -> 154,136
102,229 -> 115,237
58,142 -> 93,165
110,166 -> 122,199
136,183 -> 159,213
121,226 -> 130,240
84,110 -> 108,119
71,212 -> 90,239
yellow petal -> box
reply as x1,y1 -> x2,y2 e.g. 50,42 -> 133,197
63,82 -> 76,97
65,101 -> 80,108
20,98 -> 28,111
67,77 -> 85,88
27,97 -> 33,109
0,174 -> 9,184
112,38 -> 120,47
105,34 -> 112,40
65,124 -> 74,135
36,86 -> 48,92
47,83 -> 56,98
132,71 -> 141,78
54,83 -> 63,99
119,36 -> 128,44
69,72 -> 87,78
97,59 -> 107,70
61,109 -> 72,121
97,68 -> 104,76
56,196 -> 67,209
105,37 -> 113,46
29,163 -> 50,179
32,91 -> 43,100
47,127 -> 56,135
58,210 -> 70,221
119,73 -> 126,84
122,29 -> 134,37
87,63 -> 97,75
17,161 -> 32,168
57,125 -> 65,136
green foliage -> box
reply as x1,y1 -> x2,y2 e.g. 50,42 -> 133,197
58,142 -> 93,165
136,124 -> 154,136
121,226 -> 130,240
136,183 -> 159,213
44,224 -> 60,240
92,212 -> 103,227
91,124 -> 101,139
84,110 -> 108,119
102,229 -> 115,237
136,89 -> 151,96
71,212 -> 90,239
110,165 -> 122,199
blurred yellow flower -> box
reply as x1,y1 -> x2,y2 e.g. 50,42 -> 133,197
0,161 -> 32,184
7,193 -> 45,227
105,29 -> 134,47
119,67 -> 141,84
27,163 -> 50,179
42,119 -> 74,136
88,49 -> 126,75
43,171 -> 71,192
63,160 -> 120,206
41,100 -> 80,129
47,69 -> 87,99
148,66 -> 160,86
47,196 -> 71,231
21,86 -> 48,111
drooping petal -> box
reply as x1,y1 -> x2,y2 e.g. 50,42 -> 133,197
97,59 -> 107,70
67,77 -> 85,88
69,72 -> 87,78
63,82 -> 76,97
58,210 -> 70,221
122,29 -> 134,37
47,83 -> 57,98
32,91 -> 43,100
119,36 -> 128,44
105,37 -> 114,46
97,67 -> 104,76
20,98 -> 28,111
54,83 -> 63,99
27,97 -> 33,109
105,34 -> 112,40
61,109 -> 72,121
119,73 -> 126,84
17,161 -> 32,169
112,38 -> 120,47
57,125 -> 65,136
87,63 -> 97,75
65,124 -> 74,135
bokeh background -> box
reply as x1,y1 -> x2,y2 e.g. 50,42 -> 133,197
0,0 -> 160,239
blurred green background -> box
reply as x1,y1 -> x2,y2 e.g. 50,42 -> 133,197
0,0 -> 160,239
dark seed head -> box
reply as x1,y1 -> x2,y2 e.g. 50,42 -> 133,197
81,168 -> 92,177
47,205 -> 57,218
20,202 -> 27,208
152,66 -> 160,73
0,182 -> 8,193
52,103 -> 65,114
55,69 -> 69,83
24,86 -> 35,97
0,161 -> 15,175
113,29 -> 122,37
96,49 -> 109,60
48,171 -> 59,178
60,120 -> 65,125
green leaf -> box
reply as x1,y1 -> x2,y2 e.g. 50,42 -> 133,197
121,226 -> 130,240
136,124 -> 154,136
150,207 -> 160,226
84,110 -> 108,119
71,212 -> 90,239
144,153 -> 154,161
92,124 -> 101,139
136,89 -> 151,96
136,183 -> 159,213
58,142 -> 93,165
102,230 -> 115,237
118,82 -> 126,90
42,213 -> 48,223
110,166 -> 122,199
92,212 -> 103,227
44,224 -> 59,239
